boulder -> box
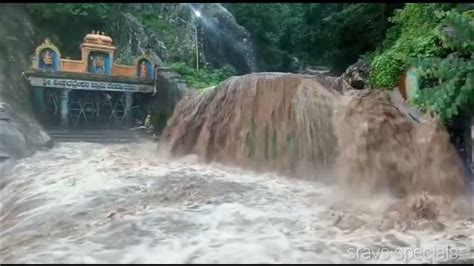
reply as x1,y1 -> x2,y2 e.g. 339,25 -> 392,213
0,4 -> 52,160
150,68 -> 189,133
341,59 -> 370,90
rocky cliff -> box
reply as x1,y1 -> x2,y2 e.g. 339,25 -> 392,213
194,3 -> 258,74
110,3 -> 257,74
0,4 -> 52,160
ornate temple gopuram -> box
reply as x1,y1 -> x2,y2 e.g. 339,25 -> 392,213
24,31 -> 157,128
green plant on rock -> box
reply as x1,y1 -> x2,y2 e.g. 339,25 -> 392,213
410,10 -> 474,121
169,62 -> 235,90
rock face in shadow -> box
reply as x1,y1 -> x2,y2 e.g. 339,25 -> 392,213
195,3 -> 258,74
161,72 -> 468,199
149,68 -> 190,133
110,3 -> 257,75
0,4 -> 52,160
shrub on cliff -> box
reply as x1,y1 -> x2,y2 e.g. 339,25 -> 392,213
169,63 -> 235,90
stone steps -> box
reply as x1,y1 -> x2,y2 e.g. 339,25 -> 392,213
45,127 -> 143,144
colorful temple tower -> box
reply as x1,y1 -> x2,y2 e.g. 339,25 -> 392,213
25,31 -> 157,128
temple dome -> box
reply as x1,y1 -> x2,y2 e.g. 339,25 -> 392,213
83,31 -> 113,46
99,35 -> 113,45
83,32 -> 100,43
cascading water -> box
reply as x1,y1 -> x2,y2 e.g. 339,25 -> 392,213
1,73 -> 473,263
162,72 -> 469,198
162,73 -> 340,177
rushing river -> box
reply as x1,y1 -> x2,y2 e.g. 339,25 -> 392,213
1,141 -> 473,264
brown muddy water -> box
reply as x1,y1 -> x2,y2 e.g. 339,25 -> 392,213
1,141 -> 472,264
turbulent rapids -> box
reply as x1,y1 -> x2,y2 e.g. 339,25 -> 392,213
1,73 -> 473,263
1,142 -> 473,263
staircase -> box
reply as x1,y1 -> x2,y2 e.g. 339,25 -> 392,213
44,126 -> 145,144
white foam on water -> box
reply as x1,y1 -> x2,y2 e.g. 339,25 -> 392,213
1,142 -> 472,264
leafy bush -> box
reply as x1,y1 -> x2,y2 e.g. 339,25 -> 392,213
227,3 -> 392,73
410,10 -> 474,121
169,62 -> 235,89
369,3 -> 455,88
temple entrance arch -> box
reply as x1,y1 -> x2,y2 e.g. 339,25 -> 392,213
25,32 -> 157,130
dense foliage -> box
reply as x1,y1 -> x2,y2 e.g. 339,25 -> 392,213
169,63 -> 235,89
225,3 -> 397,73
369,3 -> 455,88
367,3 -> 474,122
410,10 -> 474,121
28,3 -> 112,57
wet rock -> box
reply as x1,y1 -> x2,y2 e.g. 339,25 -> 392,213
0,5 -> 52,159
195,3 -> 258,74
150,68 -> 189,132
341,59 -> 369,91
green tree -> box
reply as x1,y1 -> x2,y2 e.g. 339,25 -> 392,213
411,10 -> 474,121
28,3 -> 112,57
226,3 -> 394,73
369,3 -> 455,88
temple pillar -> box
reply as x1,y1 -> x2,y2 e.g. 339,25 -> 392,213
59,89 -> 70,127
32,87 -> 45,120
125,92 -> 133,126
